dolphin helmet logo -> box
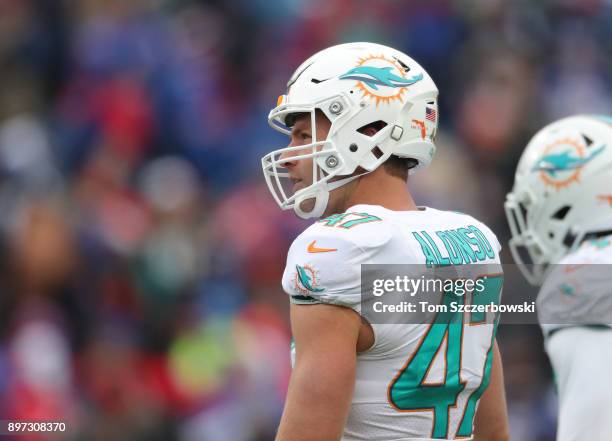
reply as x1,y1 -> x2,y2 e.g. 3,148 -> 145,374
339,54 -> 423,105
533,146 -> 604,176
340,66 -> 423,90
532,138 -> 605,189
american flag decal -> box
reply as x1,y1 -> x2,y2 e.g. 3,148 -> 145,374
426,107 -> 437,122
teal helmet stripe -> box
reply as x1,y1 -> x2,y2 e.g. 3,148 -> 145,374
590,114 -> 612,125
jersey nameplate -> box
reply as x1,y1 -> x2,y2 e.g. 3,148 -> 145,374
412,225 -> 495,267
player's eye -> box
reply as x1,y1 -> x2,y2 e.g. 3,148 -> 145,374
301,133 -> 311,140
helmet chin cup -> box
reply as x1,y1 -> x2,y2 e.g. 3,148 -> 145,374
294,186 -> 329,219
291,172 -> 368,219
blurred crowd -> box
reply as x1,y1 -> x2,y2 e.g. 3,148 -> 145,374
0,0 -> 610,440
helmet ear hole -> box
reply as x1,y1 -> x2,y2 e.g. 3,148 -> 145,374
562,231 -> 576,248
371,146 -> 384,159
358,120 -> 388,137
552,205 -> 571,220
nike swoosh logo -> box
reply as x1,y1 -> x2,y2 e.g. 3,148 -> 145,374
307,240 -> 337,253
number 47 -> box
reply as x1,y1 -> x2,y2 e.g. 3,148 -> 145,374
387,275 -> 503,439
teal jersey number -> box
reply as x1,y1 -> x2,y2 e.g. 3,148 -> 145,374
456,275 -> 503,437
388,275 -> 503,439
388,297 -> 464,438
317,212 -> 381,229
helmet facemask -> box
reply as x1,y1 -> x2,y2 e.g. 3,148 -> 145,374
505,190 -> 557,285
262,95 -> 390,219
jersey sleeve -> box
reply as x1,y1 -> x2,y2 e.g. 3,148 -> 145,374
281,230 -> 368,312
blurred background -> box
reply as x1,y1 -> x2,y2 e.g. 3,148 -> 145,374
0,0 -> 610,439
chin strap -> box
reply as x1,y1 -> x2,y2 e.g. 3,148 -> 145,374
293,171 -> 371,219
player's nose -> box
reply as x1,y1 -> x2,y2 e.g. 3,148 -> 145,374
279,141 -> 302,168
279,149 -> 298,169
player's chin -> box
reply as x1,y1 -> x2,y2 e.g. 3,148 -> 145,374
292,180 -> 306,193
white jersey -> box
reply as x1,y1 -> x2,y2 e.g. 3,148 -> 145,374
545,327 -> 612,441
282,204 -> 502,441
538,235 -> 612,338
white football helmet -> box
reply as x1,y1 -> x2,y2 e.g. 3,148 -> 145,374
261,42 -> 439,219
505,115 -> 612,285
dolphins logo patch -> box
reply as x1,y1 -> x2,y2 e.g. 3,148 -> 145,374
294,264 -> 325,294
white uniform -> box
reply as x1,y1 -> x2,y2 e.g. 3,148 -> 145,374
282,204 -> 502,441
538,235 -> 612,441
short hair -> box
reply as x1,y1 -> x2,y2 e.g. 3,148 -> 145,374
383,156 -> 418,181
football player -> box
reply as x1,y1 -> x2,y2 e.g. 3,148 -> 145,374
505,115 -> 612,441
262,42 -> 509,441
